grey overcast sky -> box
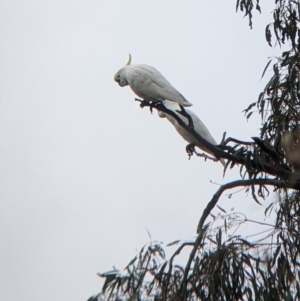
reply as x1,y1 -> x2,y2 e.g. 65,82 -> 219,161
0,1 -> 278,300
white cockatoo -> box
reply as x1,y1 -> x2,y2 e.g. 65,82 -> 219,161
114,54 -> 193,107
158,101 -> 225,166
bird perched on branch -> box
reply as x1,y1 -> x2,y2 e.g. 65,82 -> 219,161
158,101 -> 225,166
114,54 -> 193,107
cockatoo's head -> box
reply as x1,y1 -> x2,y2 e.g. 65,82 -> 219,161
114,54 -> 131,87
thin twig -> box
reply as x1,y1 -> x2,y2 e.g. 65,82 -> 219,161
222,137 -> 255,146
190,148 -> 218,163
197,178 -> 289,234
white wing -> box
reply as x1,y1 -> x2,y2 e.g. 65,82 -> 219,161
126,65 -> 192,107
158,101 -> 225,166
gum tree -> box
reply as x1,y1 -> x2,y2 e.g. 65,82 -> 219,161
89,1 -> 300,300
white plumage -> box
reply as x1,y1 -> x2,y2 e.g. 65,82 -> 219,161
114,55 -> 192,107
158,101 -> 225,166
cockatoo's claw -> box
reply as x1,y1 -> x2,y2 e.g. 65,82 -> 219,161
148,101 -> 156,114
177,106 -> 194,128
186,143 -> 196,160
136,99 -> 156,113
135,98 -> 143,105
138,99 -> 150,109
136,98 -> 164,114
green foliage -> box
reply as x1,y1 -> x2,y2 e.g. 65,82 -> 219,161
95,196 -> 300,300
89,1 -> 300,300
236,0 -> 261,29
242,1 -> 300,173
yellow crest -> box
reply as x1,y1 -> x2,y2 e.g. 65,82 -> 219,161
125,54 -> 131,66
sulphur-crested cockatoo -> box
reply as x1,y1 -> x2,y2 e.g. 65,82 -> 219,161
114,54 -> 192,107
158,101 -> 225,166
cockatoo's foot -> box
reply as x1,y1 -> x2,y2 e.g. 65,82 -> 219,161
177,106 -> 194,128
135,98 -> 163,114
186,143 -> 196,160
148,101 -> 164,113
136,98 -> 153,113
136,98 -> 151,108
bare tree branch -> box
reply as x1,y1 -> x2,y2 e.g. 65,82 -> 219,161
222,137 -> 255,146
197,178 -> 289,233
